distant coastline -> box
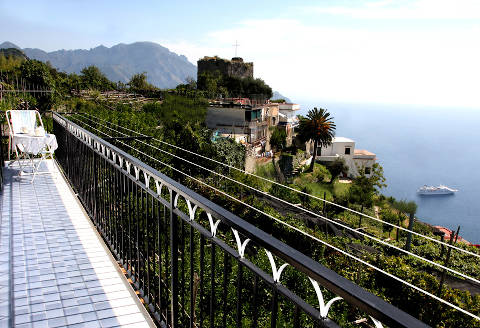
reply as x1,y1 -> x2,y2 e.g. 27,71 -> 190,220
298,101 -> 480,244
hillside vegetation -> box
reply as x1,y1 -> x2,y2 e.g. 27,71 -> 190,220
1,56 -> 480,327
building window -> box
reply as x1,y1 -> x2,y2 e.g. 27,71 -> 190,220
345,147 -> 351,155
365,167 -> 371,174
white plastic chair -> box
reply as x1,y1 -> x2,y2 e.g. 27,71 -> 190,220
6,110 -> 55,181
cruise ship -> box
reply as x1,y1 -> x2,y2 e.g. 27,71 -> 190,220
417,185 -> 458,195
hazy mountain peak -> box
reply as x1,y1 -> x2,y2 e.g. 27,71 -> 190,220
1,41 -> 197,89
271,91 -> 292,103
0,41 -> 21,49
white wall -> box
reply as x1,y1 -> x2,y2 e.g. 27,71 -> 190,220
206,107 -> 245,129
353,158 -> 376,177
278,103 -> 300,111
319,141 -> 355,157
315,138 -> 377,178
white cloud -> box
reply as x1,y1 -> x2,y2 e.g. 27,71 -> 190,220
162,16 -> 480,108
312,0 -> 480,20
159,40 -> 210,66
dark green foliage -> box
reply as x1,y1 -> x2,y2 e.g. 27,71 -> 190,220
223,76 -> 272,99
142,94 -> 207,125
19,60 -> 54,89
412,220 -> 434,235
65,95 -> 245,184
64,73 -> 82,93
17,60 -> 57,111
269,127 -> 287,153
348,175 -> 375,207
327,158 -> 348,184
393,199 -> 418,215
0,48 -> 28,60
174,77 -> 197,95
380,208 -> 397,236
269,184 -> 300,204
196,71 -> 223,97
197,71 -> 273,99
299,186 -> 312,207
128,72 -> 157,94
212,138 -> 245,168
80,65 -> 115,91
348,163 -> 387,207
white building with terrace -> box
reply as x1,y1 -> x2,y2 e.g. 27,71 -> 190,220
314,137 -> 377,178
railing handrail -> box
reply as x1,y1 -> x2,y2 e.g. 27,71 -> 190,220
53,112 -> 429,328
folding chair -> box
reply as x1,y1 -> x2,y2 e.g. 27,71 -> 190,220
6,110 -> 56,182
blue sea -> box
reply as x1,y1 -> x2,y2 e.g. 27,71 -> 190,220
298,101 -> 480,244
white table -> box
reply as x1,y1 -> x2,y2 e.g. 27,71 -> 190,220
11,133 -> 58,181
12,133 -> 58,155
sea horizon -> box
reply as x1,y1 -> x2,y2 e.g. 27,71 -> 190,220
297,100 -> 480,244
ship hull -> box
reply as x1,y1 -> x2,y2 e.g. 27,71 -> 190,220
417,185 -> 457,195
417,191 -> 455,196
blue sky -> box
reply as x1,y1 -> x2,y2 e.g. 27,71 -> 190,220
1,0 -> 479,108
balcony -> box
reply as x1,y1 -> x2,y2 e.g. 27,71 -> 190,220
0,161 -> 155,327
0,113 -> 429,327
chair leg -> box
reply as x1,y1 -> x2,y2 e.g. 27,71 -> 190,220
8,136 -> 11,161
49,154 -> 58,179
20,152 -> 33,172
30,155 -> 44,183
8,147 -> 20,167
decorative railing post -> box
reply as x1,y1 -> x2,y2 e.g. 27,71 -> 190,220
93,145 -> 98,223
170,189 -> 179,327
64,121 -> 71,178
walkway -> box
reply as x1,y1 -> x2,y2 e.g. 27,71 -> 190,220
0,160 -> 155,328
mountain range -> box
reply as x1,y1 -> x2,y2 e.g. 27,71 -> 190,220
0,41 -> 197,89
1,41 -> 291,100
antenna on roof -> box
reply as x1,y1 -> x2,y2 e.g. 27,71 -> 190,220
232,40 -> 240,57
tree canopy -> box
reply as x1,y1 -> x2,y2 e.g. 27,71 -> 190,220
80,65 -> 115,91
269,127 -> 287,154
348,163 -> 386,207
17,60 -> 57,111
128,72 -> 157,93
380,208 -> 397,236
197,71 -> 272,99
392,199 -> 418,216
328,158 -> 348,184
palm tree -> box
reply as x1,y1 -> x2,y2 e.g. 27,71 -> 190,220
297,107 -> 336,172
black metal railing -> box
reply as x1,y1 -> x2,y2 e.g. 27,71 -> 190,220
52,112 -> 428,328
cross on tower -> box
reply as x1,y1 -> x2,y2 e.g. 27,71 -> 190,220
232,40 -> 240,57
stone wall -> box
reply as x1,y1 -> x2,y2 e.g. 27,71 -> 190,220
279,151 -> 310,178
198,56 -> 253,80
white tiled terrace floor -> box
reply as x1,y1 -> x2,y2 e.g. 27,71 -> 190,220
0,160 -> 156,328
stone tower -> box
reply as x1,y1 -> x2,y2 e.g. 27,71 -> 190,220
197,56 -> 253,80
